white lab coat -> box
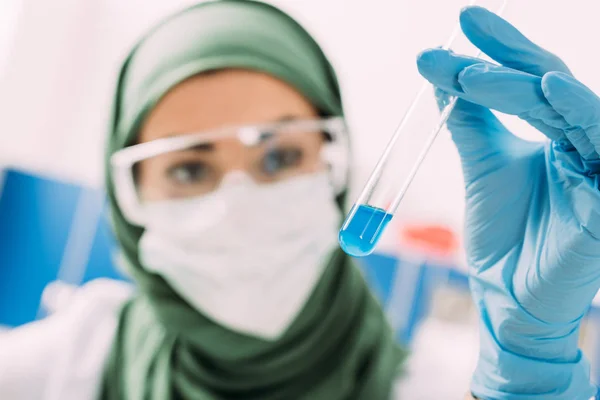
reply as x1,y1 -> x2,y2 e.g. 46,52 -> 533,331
0,279 -> 416,400
0,280 -> 133,400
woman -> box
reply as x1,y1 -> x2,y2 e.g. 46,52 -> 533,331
2,1 -> 600,399
1,1 -> 405,399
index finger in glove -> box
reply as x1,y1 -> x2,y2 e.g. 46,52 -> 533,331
419,49 -> 566,141
460,6 -> 572,77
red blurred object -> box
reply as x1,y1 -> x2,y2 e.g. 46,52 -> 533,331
399,224 -> 459,260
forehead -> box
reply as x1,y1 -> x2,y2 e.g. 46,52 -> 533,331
139,69 -> 319,143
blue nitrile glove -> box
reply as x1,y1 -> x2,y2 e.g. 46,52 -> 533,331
417,6 -> 600,400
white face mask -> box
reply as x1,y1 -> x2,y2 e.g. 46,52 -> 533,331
139,172 -> 341,340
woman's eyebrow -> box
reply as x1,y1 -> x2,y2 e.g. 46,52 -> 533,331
189,143 -> 215,152
276,115 -> 300,122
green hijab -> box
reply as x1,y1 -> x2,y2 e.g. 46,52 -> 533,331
101,1 -> 406,399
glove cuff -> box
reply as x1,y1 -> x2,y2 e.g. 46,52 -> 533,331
471,326 -> 595,400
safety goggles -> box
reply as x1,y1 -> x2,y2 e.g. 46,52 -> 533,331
111,117 -> 349,226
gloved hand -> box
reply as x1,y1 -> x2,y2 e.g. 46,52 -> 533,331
417,6 -> 600,400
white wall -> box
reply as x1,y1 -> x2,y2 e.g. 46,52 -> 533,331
0,0 -> 22,79
0,0 -> 598,233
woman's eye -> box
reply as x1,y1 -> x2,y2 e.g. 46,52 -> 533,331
261,148 -> 303,176
167,162 -> 211,185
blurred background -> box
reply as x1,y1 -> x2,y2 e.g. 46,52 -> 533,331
1,0 -> 600,398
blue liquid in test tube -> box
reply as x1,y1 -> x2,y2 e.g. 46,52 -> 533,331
338,0 -> 508,257
338,204 -> 393,257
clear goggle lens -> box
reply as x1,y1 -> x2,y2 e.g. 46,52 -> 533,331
134,130 -> 327,203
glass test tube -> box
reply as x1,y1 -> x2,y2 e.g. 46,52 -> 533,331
339,0 -> 508,257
